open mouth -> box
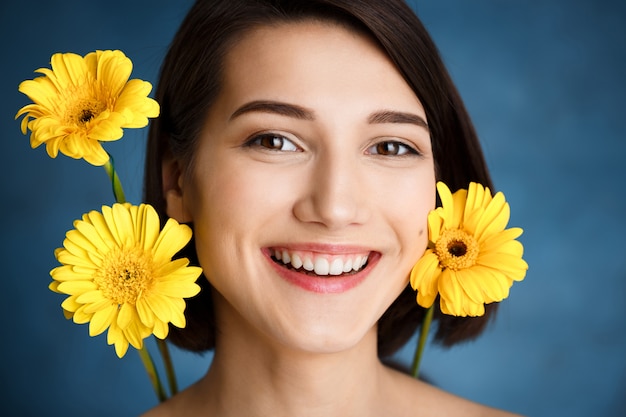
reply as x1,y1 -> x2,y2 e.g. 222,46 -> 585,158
269,248 -> 370,277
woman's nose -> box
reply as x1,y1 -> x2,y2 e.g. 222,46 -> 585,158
292,151 -> 370,230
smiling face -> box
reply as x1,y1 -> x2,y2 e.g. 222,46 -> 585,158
164,21 -> 436,354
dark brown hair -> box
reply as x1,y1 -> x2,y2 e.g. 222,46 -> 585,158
144,0 -> 496,358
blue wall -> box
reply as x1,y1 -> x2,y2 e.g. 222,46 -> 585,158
2,1 -> 624,415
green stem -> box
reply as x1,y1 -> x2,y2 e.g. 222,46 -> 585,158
138,345 -> 167,402
103,155 -> 126,204
157,338 -> 178,396
411,304 -> 434,378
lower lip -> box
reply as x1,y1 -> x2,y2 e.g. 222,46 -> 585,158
265,251 -> 380,294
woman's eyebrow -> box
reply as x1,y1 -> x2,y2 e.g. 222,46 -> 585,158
230,100 -> 428,131
230,100 -> 315,120
368,110 -> 429,130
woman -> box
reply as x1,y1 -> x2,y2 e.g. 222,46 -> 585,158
142,0 -> 519,415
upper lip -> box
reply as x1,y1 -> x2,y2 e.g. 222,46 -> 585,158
264,242 -> 375,254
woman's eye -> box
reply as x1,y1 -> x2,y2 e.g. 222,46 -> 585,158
367,141 -> 418,156
247,133 -> 299,152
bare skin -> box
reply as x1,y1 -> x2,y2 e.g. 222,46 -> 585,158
142,294 -> 521,417
143,294 -> 519,417
143,21 -> 522,417
143,364 -> 512,417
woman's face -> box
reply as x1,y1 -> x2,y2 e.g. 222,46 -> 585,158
165,21 -> 436,354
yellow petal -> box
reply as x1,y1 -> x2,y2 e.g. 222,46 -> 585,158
136,297 -> 155,328
475,194 -> 510,241
111,203 -> 135,246
86,209 -> 117,249
53,52 -> 88,87
169,304 -> 186,328
144,293 -> 174,323
152,219 -> 192,264
75,289 -> 106,304
117,302 -> 136,330
50,265 -> 91,282
154,258 -> 190,276
64,229 -> 97,257
153,280 -> 201,299
60,295 -> 81,312
49,280 -> 61,294
124,320 -> 147,350
72,305 -> 93,324
410,251 -> 441,308
89,304 -> 117,336
450,188 -> 467,227
83,298 -> 116,315
55,249 -> 96,269
427,209 -> 444,242
107,322 -> 130,358
455,268 -> 486,304
477,252 -> 528,277
88,113 -> 125,142
116,80 -> 160,126
96,50 -> 132,98
462,298 -> 485,317
438,270 -> 464,316
471,266 -> 511,302
57,280 -> 98,295
18,78 -> 58,111
138,204 -> 161,251
153,320 -> 169,339
101,205 -> 124,247
480,228 -> 523,254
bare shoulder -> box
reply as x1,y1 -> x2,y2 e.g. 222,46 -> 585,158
383,366 -> 524,417
140,398 -> 176,417
139,382 -> 201,417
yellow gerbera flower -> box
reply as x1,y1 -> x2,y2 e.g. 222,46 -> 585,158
16,50 -> 159,166
410,182 -> 528,317
49,203 -> 202,358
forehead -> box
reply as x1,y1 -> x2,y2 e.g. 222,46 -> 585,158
216,21 -> 424,115
225,20 -> 381,70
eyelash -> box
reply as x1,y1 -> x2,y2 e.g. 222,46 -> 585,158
245,133 -> 421,157
366,141 -> 421,157
244,133 -> 300,152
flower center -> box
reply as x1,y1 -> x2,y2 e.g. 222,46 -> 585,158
79,109 -> 96,124
67,98 -> 107,126
59,80 -> 110,127
434,229 -> 480,270
94,247 -> 155,305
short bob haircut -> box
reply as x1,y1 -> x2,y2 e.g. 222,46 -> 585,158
144,0 -> 497,358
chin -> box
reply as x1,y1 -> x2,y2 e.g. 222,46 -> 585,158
273,319 -> 377,355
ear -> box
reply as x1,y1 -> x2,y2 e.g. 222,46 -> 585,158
162,154 -> 192,223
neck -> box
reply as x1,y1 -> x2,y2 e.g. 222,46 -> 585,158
196,295 -> 389,417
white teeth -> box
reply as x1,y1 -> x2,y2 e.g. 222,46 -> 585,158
291,253 -> 303,269
302,256 -> 314,272
353,256 -> 362,271
314,258 -> 330,275
272,249 -> 369,276
329,259 -> 343,275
